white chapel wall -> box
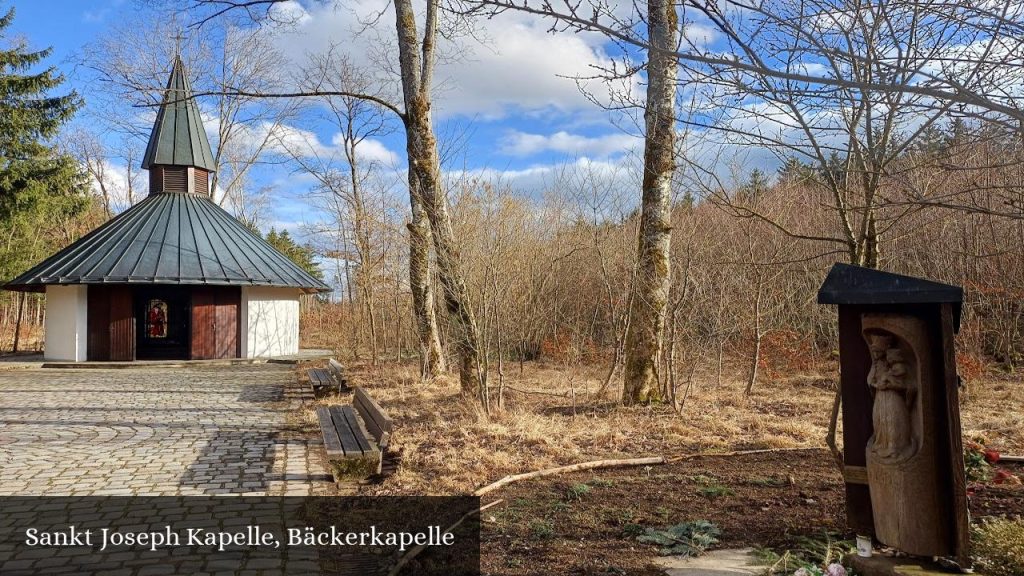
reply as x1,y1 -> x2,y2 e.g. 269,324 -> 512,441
241,286 -> 301,358
44,285 -> 88,361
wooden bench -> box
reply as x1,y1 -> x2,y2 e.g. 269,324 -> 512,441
317,386 -> 393,480
307,358 -> 348,396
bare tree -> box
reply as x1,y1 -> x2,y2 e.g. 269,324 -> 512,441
181,0 -> 486,396
64,129 -> 144,215
281,46 -> 404,365
621,0 -> 679,405
464,0 -> 1024,268
394,0 -> 483,395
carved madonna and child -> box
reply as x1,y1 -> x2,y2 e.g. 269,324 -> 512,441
865,331 -> 917,463
861,313 -> 951,558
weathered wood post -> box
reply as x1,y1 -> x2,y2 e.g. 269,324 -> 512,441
817,263 -> 970,569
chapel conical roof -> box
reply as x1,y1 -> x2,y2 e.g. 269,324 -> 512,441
141,55 -> 216,171
3,56 -> 329,294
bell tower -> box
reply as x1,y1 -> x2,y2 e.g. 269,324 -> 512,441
141,55 -> 216,196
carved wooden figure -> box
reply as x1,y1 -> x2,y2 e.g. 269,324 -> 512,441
862,314 -> 948,556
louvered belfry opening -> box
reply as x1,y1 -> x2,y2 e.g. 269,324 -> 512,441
148,165 -> 210,195
194,167 -> 209,196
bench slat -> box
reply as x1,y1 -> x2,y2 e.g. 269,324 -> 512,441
316,407 -> 345,458
338,405 -> 370,454
354,386 -> 391,431
353,386 -> 392,444
330,405 -> 364,456
352,405 -> 385,459
308,368 -> 331,387
347,406 -> 380,458
329,358 -> 345,377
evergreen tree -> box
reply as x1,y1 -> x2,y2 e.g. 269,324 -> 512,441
264,228 -> 324,281
737,168 -> 770,203
777,157 -> 816,185
0,7 -> 89,281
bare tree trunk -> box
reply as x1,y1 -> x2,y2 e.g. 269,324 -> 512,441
395,0 -> 482,396
622,0 -> 678,406
745,287 -> 763,395
11,292 -> 25,353
407,198 -> 445,377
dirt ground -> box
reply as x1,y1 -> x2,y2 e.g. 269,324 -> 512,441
294,359 -> 1024,573
479,452 -> 1023,575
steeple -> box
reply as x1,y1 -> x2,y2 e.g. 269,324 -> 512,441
142,56 -> 216,195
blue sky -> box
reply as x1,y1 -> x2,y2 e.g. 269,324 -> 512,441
6,0 -> 662,233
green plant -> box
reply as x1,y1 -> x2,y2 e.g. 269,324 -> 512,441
697,483 -> 734,499
613,509 -> 635,525
589,477 -> 616,487
965,439 -> 994,482
636,520 -> 720,556
749,476 -> 788,487
621,523 -> 644,538
687,474 -> 735,499
529,519 -> 555,540
972,517 -> 1024,576
756,533 -> 854,575
547,500 -> 570,514
565,483 -> 591,501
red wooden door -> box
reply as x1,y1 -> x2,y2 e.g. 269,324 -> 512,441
191,287 -> 216,359
87,286 -> 134,361
214,288 -> 240,358
87,286 -> 111,361
109,286 -> 135,361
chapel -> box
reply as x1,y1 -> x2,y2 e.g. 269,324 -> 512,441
4,56 -> 329,361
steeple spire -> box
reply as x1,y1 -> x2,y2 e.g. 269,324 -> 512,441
141,56 -> 216,173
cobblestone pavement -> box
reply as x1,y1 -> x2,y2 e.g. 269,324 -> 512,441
0,364 -> 334,496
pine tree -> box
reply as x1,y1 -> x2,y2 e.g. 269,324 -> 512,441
264,228 -> 324,282
0,6 -> 89,281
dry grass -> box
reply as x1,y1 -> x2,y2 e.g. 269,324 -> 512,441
298,359 -> 1024,496
961,372 -> 1024,451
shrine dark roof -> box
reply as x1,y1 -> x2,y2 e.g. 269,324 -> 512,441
4,192 -> 330,293
141,56 -> 216,171
817,263 -> 963,328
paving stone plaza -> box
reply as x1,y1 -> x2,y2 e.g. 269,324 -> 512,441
0,363 -> 334,497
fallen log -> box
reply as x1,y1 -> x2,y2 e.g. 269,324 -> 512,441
501,385 -> 570,398
473,456 -> 666,497
665,446 -> 824,463
386,499 -> 504,576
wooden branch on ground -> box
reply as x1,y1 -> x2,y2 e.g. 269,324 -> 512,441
500,385 -> 570,398
665,446 -> 824,464
473,456 -> 666,497
1000,454 -> 1024,463
386,499 -> 504,576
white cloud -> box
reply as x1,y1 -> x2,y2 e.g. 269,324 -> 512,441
683,23 -> 719,48
449,156 -> 639,200
268,0 -> 640,119
499,130 -> 639,157
328,132 -> 399,164
88,160 -> 148,213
